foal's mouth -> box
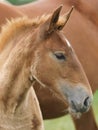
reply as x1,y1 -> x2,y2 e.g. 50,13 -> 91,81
68,107 -> 82,118
67,101 -> 90,119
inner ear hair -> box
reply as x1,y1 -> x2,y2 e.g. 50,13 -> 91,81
56,6 -> 74,30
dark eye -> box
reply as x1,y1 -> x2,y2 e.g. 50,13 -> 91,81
54,53 -> 66,61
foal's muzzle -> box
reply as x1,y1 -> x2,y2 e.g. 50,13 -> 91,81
70,96 -> 92,113
60,83 -> 93,115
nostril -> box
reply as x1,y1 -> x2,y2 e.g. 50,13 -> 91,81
70,97 -> 91,113
84,96 -> 90,107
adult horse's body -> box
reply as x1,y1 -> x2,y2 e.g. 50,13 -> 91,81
0,6 -> 93,130
0,1 -> 98,130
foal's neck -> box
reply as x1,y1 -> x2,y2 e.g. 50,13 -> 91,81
1,47 -> 31,110
0,15 -> 46,130
0,30 -> 37,130
0,28 -> 35,114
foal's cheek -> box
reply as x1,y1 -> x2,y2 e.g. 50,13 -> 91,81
35,62 -> 58,86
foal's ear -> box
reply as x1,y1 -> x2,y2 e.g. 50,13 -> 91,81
47,6 -> 74,33
39,6 -> 74,39
57,6 -> 74,30
48,5 -> 63,34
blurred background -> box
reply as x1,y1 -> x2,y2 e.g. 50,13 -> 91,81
4,0 -> 35,5
1,0 -> 98,130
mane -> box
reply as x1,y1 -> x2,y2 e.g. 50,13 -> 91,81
0,13 -> 66,52
0,15 -> 50,52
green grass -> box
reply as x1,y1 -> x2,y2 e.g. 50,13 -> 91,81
44,115 -> 75,130
44,91 -> 98,130
6,0 -> 35,5
93,91 -> 98,122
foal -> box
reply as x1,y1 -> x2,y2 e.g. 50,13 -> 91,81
0,6 -> 92,130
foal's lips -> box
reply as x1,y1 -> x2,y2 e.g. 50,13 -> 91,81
68,107 -> 82,118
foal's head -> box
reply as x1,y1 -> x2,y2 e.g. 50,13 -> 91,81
29,6 -> 93,117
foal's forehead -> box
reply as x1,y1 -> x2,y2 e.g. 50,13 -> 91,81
44,31 -> 72,53
49,32 -> 72,51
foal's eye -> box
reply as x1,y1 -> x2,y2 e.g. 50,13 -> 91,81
54,52 -> 66,61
